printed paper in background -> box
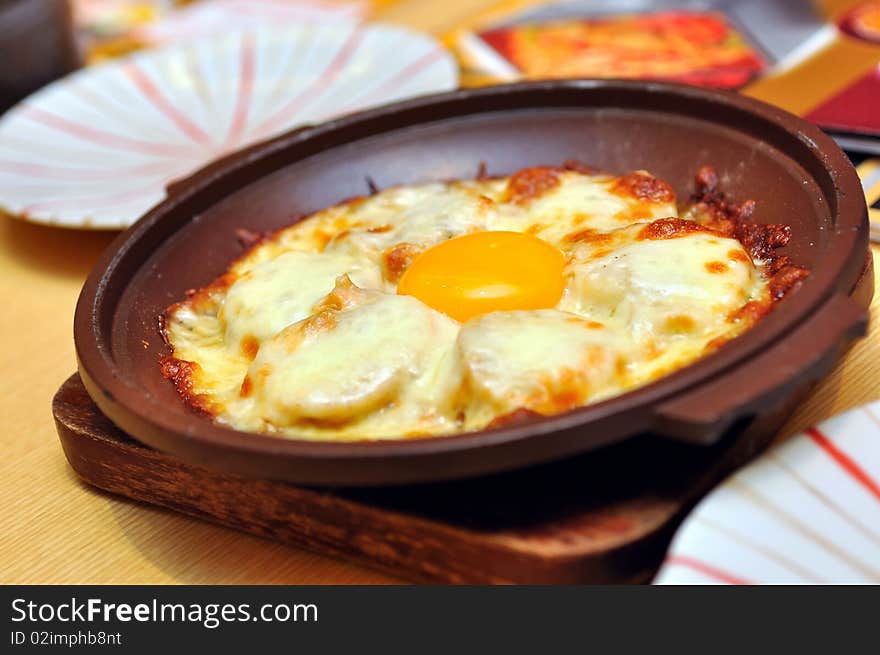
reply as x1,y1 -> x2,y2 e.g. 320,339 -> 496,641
446,0 -> 880,149
476,11 -> 767,89
803,3 -> 880,141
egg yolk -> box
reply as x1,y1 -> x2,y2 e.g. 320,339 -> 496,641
397,231 -> 566,322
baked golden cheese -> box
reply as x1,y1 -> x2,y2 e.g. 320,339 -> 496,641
161,164 -> 806,441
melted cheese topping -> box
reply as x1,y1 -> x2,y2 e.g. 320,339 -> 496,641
163,167 -> 772,441
220,250 -> 382,354
230,284 -> 463,439
456,310 -> 635,427
562,228 -> 762,338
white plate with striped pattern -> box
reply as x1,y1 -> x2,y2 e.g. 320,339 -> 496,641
0,22 -> 457,229
654,401 -> 880,584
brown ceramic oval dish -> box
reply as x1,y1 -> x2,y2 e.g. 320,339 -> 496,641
74,80 -> 872,486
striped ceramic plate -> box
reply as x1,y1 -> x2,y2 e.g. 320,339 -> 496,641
0,22 -> 457,229
654,401 -> 880,584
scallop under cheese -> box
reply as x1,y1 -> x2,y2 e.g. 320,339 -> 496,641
560,223 -> 766,344
224,279 -> 463,440
456,310 -> 635,428
160,164 -> 804,441
220,250 -> 383,355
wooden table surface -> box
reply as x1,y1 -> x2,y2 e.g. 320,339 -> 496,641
2,0 -> 879,585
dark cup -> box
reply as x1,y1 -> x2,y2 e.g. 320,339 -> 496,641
0,0 -> 81,111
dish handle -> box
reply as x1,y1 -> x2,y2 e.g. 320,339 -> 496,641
652,293 -> 868,445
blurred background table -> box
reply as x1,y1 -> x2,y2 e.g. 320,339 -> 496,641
1,0 -> 879,584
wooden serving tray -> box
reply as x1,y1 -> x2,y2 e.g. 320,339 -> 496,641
54,373 -> 799,584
